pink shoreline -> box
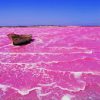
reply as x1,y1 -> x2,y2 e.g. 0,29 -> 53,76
0,27 -> 100,100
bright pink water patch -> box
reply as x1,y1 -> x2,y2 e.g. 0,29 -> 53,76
0,26 -> 100,100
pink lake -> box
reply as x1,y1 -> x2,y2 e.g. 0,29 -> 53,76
0,26 -> 100,100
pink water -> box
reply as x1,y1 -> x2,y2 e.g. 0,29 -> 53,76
0,26 -> 100,100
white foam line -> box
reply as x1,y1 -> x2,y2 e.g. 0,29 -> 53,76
0,57 -> 86,64
1,61 -> 100,76
0,51 -> 93,55
0,83 -> 42,96
0,84 -> 10,92
36,67 -> 100,75
36,67 -> 67,73
61,94 -> 74,100
71,51 -> 93,54
39,91 -> 51,97
0,44 -> 12,49
43,68 -> 100,75
0,62 -> 34,65
0,52 -> 63,55
48,47 -> 93,54
70,71 -> 100,78
79,71 -> 100,75
38,82 -> 56,87
47,46 -> 88,49
0,62 -> 38,65
0,61 -> 59,65
0,56 -> 100,65
12,87 -> 41,95
71,72 -> 82,78
0,61 -> 62,68
35,68 -> 100,77
32,67 -> 100,75
54,83 -> 86,92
